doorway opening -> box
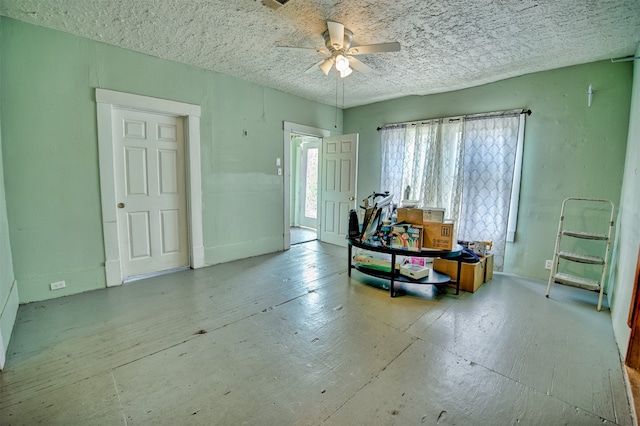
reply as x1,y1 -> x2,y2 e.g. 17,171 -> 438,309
291,134 -> 320,245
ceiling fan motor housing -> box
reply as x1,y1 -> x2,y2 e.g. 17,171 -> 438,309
323,29 -> 353,53
287,21 -> 400,77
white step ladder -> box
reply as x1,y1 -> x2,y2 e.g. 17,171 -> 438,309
546,197 -> 614,311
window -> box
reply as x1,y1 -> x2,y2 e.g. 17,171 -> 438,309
380,110 -> 526,270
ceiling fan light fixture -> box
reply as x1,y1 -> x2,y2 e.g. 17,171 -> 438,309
319,58 -> 334,75
289,20 -> 400,79
339,67 -> 353,78
334,55 -> 350,72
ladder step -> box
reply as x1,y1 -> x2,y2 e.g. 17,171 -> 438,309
554,273 -> 600,291
562,230 -> 608,240
558,251 -> 605,265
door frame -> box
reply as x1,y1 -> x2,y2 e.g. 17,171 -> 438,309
283,122 -> 330,250
96,89 -> 205,286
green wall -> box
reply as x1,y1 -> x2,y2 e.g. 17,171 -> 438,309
0,16 -> 19,368
610,45 -> 640,356
1,18 -> 341,303
344,60 -> 632,282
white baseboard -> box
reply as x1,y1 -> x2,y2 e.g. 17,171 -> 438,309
205,237 -> 283,266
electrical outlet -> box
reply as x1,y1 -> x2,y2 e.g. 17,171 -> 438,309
545,260 -> 553,270
50,280 -> 66,291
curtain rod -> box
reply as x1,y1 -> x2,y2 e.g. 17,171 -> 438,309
610,56 -> 640,63
376,108 -> 532,131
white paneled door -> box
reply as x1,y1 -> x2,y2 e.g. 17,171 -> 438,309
319,134 -> 358,247
113,109 -> 189,278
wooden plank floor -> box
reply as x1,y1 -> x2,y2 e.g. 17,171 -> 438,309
0,241 -> 633,425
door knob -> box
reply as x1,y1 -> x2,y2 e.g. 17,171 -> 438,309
349,196 -> 355,201
118,203 -> 125,208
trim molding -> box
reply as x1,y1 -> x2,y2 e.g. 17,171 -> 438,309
282,122 -> 331,250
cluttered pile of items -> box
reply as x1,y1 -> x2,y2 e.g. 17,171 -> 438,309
348,192 -> 494,292
349,192 -> 454,250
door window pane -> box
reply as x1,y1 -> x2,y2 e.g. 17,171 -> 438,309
304,148 -> 318,219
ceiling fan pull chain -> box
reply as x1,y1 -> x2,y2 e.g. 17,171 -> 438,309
335,71 -> 339,128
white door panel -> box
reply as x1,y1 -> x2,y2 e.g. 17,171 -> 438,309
319,134 -> 358,247
127,211 -> 151,259
124,147 -> 148,195
160,209 -> 180,254
114,109 -> 189,278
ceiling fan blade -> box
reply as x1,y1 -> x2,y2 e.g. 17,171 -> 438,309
347,41 -> 401,55
318,58 -> 334,75
327,21 -> 345,49
277,46 -> 330,55
347,56 -> 372,75
305,60 -> 325,74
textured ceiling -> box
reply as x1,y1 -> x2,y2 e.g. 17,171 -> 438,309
1,0 -> 639,108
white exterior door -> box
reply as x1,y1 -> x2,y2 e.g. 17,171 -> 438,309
319,134 -> 358,246
113,109 -> 189,278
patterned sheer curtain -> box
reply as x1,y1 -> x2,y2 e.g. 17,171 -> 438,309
380,120 -> 464,221
421,119 -> 464,222
380,125 -> 407,203
380,111 -> 525,271
457,114 -> 522,270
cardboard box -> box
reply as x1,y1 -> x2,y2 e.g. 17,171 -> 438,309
390,224 -> 423,252
422,222 -> 454,250
484,253 -> 494,283
396,208 -> 424,225
423,208 -> 445,223
468,241 -> 487,256
434,257 -> 486,293
397,207 -> 446,224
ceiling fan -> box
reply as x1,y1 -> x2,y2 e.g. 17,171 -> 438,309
281,21 -> 401,78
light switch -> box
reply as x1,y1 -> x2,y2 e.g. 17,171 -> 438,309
277,167 -> 282,176
276,158 -> 281,166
